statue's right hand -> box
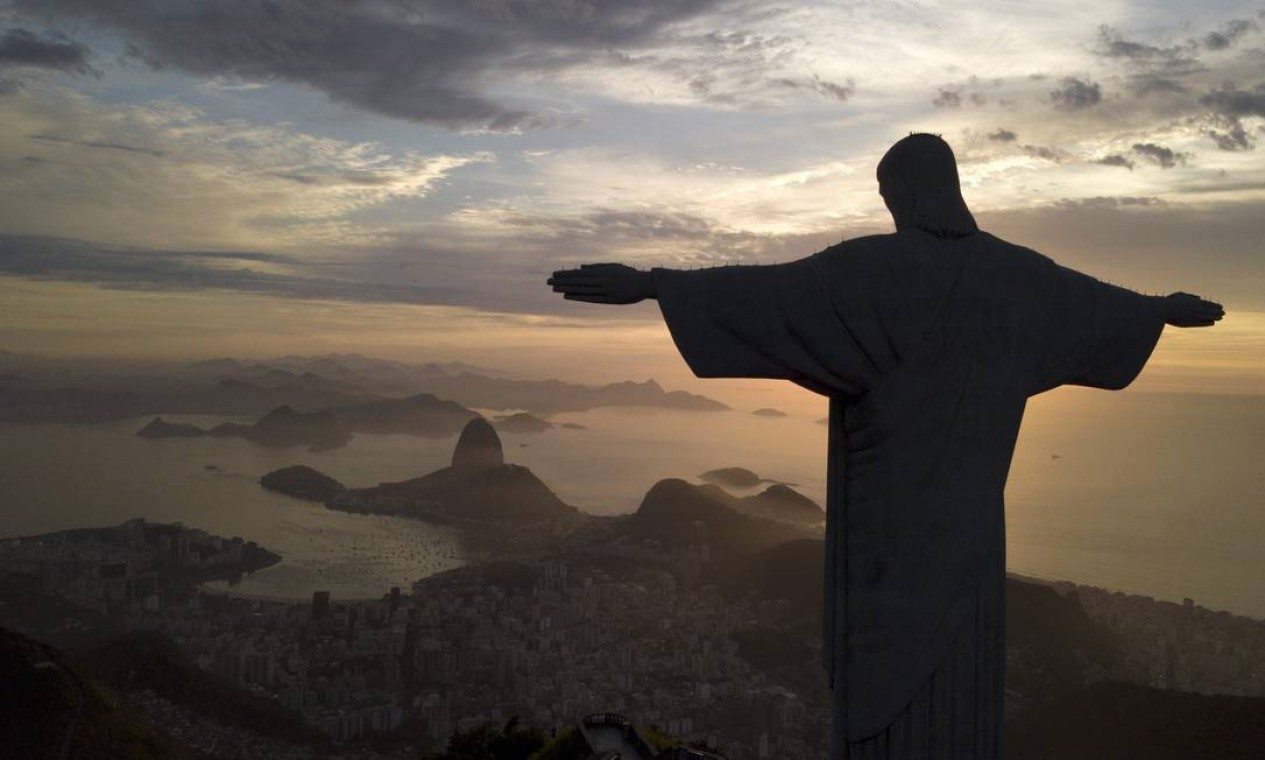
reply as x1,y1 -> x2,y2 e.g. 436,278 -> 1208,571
547,263 -> 656,305
1162,292 -> 1225,327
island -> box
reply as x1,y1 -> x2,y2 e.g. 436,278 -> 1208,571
136,416 -> 205,438
321,418 -> 578,526
135,405 -> 353,450
260,465 -> 347,502
493,412 -> 553,434
700,467 -> 766,488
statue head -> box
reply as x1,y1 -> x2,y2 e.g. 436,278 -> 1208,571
877,133 -> 978,238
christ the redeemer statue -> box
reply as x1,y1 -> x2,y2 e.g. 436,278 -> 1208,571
547,133 -> 1224,758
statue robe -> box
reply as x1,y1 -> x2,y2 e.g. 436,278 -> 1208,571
652,228 -> 1165,756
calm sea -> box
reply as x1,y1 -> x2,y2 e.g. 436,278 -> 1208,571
0,389 -> 1261,617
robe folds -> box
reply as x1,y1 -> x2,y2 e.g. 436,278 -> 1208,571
653,229 -> 1165,751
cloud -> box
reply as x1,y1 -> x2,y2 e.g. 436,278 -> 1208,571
1052,196 -> 1165,210
933,81 -> 988,110
1199,81 -> 1265,118
1131,142 -> 1189,169
0,87 -> 491,250
1204,120 -> 1254,152
1199,19 -> 1259,51
0,28 -> 95,76
987,129 -> 1017,142
934,87 -> 963,109
1049,77 -> 1101,110
11,0 -> 744,131
1095,25 -> 1198,72
1021,144 -> 1064,162
29,132 -> 164,157
0,234 -> 475,308
771,74 -> 855,103
1196,82 -> 1265,151
1095,154 -> 1135,170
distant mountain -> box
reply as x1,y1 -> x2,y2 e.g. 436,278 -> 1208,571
626,479 -> 805,562
243,406 -> 351,450
336,393 -> 478,437
135,416 -> 204,438
736,484 -> 824,527
235,367 -> 358,394
413,373 -> 729,413
134,405 -> 353,450
494,412 -> 552,434
452,417 -> 503,469
202,377 -> 367,416
0,353 -> 726,423
260,465 -> 346,502
336,465 -> 574,524
244,354 -> 501,396
751,407 -> 788,417
700,467 -> 765,488
327,419 -> 576,524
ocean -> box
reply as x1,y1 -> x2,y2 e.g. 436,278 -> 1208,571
0,389 -> 1261,616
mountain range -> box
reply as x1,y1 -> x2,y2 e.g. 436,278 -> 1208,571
0,351 -> 728,423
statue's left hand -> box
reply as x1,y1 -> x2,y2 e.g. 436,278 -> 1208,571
1161,292 -> 1224,327
548,263 -> 656,304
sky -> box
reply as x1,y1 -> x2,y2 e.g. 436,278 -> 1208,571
0,0 -> 1262,399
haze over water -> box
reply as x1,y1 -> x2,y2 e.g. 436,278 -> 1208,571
1,389 -> 1261,617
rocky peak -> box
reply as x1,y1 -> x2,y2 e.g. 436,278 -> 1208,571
452,417 -> 503,469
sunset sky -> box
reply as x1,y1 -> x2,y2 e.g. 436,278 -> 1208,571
1,0 -> 1261,400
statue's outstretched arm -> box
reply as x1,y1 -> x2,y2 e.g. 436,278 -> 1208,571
1154,292 -> 1225,328
547,263 -> 658,304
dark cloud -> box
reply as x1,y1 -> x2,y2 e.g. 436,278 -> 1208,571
1205,120 -> 1254,151
771,74 -> 855,102
1095,25 -> 1207,98
1130,76 -> 1188,96
1052,196 -> 1165,210
987,129 -> 1017,142
1049,77 -> 1101,110
1199,82 -> 1265,117
1095,154 -> 1135,170
1196,83 -> 1265,151
1200,19 -> 1258,51
933,87 -> 962,108
1021,144 -> 1064,162
29,133 -> 166,158
483,208 -> 815,266
0,234 -> 472,307
1131,142 -> 1189,169
0,209 -> 842,316
0,27 -> 95,75
12,0 -> 731,131
1095,25 -> 1198,71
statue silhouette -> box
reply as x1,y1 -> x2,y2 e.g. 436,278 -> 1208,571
547,133 -> 1223,759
